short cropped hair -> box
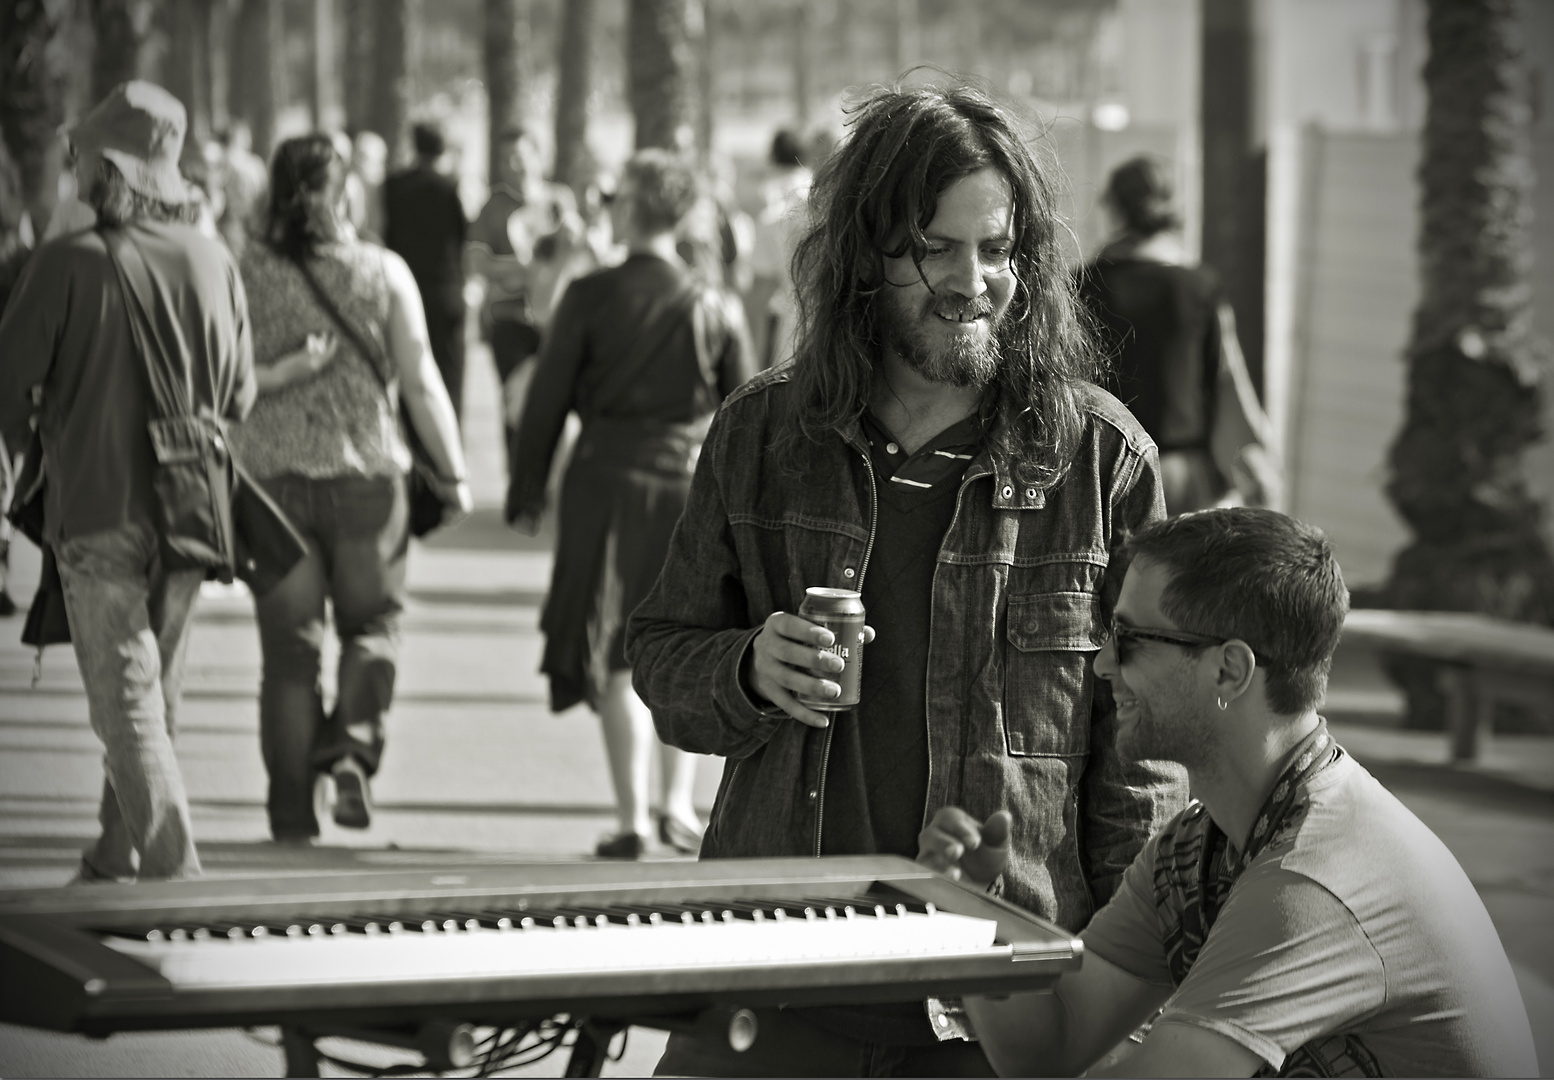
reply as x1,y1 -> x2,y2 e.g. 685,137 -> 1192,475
622,148 -> 699,234
89,158 -> 200,228
770,128 -> 804,168
1125,507 -> 1349,715
1104,155 -> 1180,238
412,122 -> 446,159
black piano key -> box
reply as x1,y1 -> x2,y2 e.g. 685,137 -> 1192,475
499,908 -> 574,929
443,910 -> 515,930
718,901 -> 778,921
333,916 -> 390,935
420,911 -> 482,932
196,922 -> 254,941
609,905 -> 668,925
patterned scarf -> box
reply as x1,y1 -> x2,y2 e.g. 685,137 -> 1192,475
1152,720 -> 1379,1077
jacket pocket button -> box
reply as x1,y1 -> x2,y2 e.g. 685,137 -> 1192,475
843,567 -> 855,579
807,789 -> 818,800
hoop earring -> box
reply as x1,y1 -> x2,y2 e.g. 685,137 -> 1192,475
1216,697 -> 1228,712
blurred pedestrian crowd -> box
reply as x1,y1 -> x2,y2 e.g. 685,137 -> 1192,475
0,75 -> 1277,881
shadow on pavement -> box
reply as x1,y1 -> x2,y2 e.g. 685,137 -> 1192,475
415,506 -> 555,553
0,835 -> 696,883
409,586 -> 547,608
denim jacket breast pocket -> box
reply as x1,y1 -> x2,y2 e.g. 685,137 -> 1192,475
1002,589 -> 1104,758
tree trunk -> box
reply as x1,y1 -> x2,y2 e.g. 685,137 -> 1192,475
373,0 -> 413,166
792,0 -> 811,128
485,0 -> 527,186
627,0 -> 695,151
342,0 -> 377,135
311,0 -> 338,130
229,0 -> 285,158
1382,0 -> 1554,727
89,0 -> 160,103
1200,0 -> 1266,395
695,0 -> 713,156
163,0 -> 211,143
1,0 -> 74,232
553,0 -> 595,189
892,0 -> 919,77
208,0 -> 235,132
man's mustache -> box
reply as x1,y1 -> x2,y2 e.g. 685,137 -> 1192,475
931,294 -> 996,321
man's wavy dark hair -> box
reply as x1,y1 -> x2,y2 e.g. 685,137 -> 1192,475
781,81 -> 1101,488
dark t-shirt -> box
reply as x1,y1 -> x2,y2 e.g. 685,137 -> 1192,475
383,164 -> 467,314
0,223 -> 254,544
808,409 -> 984,1046
1077,257 -> 1221,451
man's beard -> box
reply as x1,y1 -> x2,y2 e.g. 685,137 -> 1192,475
880,287 -> 1005,389
1115,676 -> 1214,770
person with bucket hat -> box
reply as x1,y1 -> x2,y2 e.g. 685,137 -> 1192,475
0,80 -> 256,882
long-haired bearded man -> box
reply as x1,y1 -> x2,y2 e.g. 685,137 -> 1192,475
626,82 -> 1189,1077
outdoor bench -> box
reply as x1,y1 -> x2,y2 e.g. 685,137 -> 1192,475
1340,609 -> 1554,761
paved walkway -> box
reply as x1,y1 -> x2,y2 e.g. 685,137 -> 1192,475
0,344 -> 1549,1075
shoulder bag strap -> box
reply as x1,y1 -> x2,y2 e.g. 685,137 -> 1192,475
290,252 -> 395,401
100,226 -> 191,421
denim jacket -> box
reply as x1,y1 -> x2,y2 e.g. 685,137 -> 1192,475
626,367 -> 1188,929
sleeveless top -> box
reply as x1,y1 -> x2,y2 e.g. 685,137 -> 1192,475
231,238 -> 409,481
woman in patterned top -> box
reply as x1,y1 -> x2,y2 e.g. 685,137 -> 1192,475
231,135 -> 471,843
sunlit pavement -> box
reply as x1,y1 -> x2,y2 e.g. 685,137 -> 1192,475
0,340 -> 1549,1076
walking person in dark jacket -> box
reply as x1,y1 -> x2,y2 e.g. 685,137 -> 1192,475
1077,156 -> 1279,514
383,122 -> 468,423
507,150 -> 754,860
0,81 -> 255,881
626,82 -> 1188,1076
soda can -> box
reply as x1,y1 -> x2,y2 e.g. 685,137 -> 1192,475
796,587 -> 866,710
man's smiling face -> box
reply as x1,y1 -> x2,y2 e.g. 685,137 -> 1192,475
1094,557 -> 1215,767
878,167 -> 1017,388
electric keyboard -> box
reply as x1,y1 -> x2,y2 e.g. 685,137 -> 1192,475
0,855 -> 1081,1071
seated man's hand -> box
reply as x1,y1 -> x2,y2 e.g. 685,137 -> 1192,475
917,807 -> 1011,888
747,611 -> 874,729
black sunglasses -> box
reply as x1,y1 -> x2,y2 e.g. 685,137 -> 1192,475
1101,615 -> 1269,666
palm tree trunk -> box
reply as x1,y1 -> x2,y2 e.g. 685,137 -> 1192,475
553,0 -> 595,190
1,0 -> 74,232
485,0 -> 528,187
627,0 -> 695,151
1382,0 -> 1554,727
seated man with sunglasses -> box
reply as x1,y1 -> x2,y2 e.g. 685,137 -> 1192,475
920,508 -> 1538,1077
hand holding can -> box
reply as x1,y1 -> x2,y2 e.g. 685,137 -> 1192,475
794,588 -> 866,711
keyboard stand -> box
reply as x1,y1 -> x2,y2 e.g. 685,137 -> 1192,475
277,1005 -> 755,1076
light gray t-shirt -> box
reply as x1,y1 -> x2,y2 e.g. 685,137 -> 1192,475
1082,754 -> 1538,1077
